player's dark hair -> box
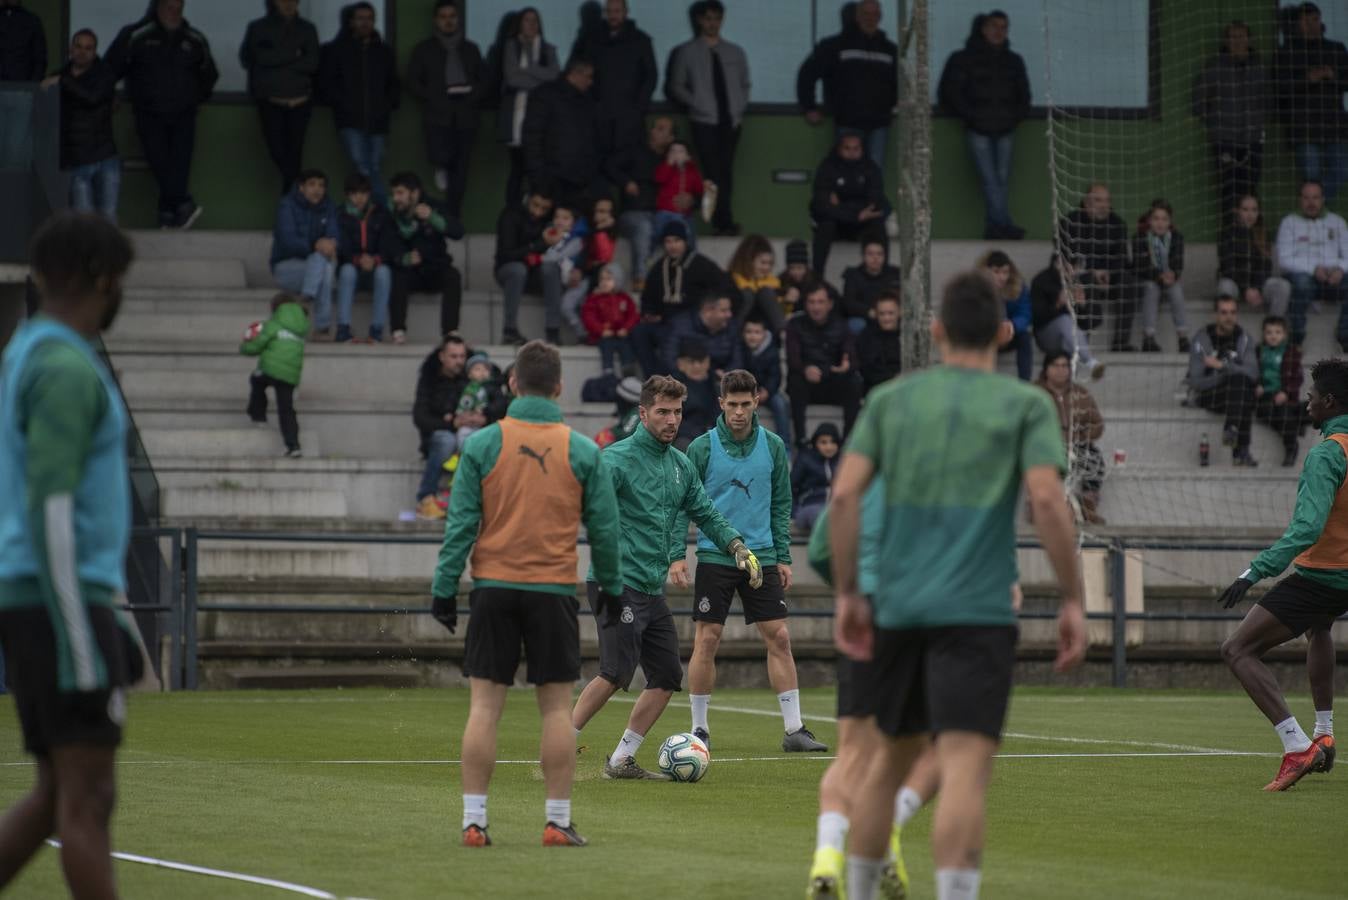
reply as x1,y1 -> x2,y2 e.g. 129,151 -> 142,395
565,56 -> 594,76
440,333 -> 466,352
71,28 -> 97,47
513,340 -> 561,396
641,375 -> 687,408
29,213 -> 133,302
1300,179 -> 1325,196
720,369 -> 757,397
939,271 -> 1002,349
861,238 -> 887,255
800,278 -> 832,303
391,172 -> 422,193
1311,359 -> 1348,411
297,168 -> 327,186
1261,315 -> 1288,331
983,250 -> 1012,269
1214,293 -> 1238,310
699,290 -> 731,310
344,172 -> 372,194
873,290 -> 901,307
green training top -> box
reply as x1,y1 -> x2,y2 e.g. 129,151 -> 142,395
685,413 -> 793,567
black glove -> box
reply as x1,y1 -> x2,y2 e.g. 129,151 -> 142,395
595,590 -> 624,628
1218,577 -> 1254,609
431,595 -> 458,634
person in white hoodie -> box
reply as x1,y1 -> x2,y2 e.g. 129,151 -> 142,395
1276,179 -> 1348,348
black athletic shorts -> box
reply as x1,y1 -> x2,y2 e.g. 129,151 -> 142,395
462,587 -> 581,685
586,582 -> 683,692
1258,572 -> 1348,637
0,606 -> 135,756
869,625 -> 1019,740
692,561 -> 789,625
835,655 -> 875,719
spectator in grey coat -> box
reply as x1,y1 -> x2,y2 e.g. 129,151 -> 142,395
1192,21 -> 1268,221
407,1 -> 483,219
240,0 -> 321,195
496,7 -> 559,206
1188,294 -> 1260,466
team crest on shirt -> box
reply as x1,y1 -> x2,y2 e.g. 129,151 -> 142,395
621,606 -> 635,624
698,597 -> 711,613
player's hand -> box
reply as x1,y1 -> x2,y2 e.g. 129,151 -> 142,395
834,592 -> 873,661
1010,582 -> 1023,613
1054,601 -> 1086,673
431,595 -> 458,634
1218,576 -> 1254,609
777,563 -> 793,591
595,589 -> 624,628
668,560 -> 691,588
729,540 -> 762,589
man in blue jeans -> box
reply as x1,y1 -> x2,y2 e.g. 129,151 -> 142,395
45,29 -> 120,222
318,1 -> 399,205
270,169 -> 338,338
1275,180 -> 1348,350
412,334 -> 471,520
1275,3 -> 1348,203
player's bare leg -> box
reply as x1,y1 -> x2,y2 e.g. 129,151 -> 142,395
810,716 -> 881,898
0,757 -> 55,890
461,678 -> 508,845
596,688 -> 674,781
571,675 -> 619,732
844,734 -> 928,900
757,619 -> 827,751
929,731 -> 997,899
687,622 -> 721,744
537,682 -> 587,845
51,744 -> 118,900
1307,626 -> 1336,772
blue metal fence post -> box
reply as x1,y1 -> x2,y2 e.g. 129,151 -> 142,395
1110,540 -> 1128,688
184,528 -> 199,690
167,529 -> 183,691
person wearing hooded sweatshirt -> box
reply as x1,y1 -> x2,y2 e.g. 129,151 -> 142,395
105,0 -> 219,229
938,10 -> 1031,240
497,7 -> 560,206
791,422 -> 841,531
634,219 -> 731,376
243,291 -> 311,457
1192,21 -> 1269,220
408,1 -> 483,220
1274,3 -> 1348,203
810,131 -> 890,278
742,316 -> 791,446
571,0 -> 658,160
270,168 -> 338,336
240,0 -> 321,196
318,1 -> 399,205
335,171 -> 397,343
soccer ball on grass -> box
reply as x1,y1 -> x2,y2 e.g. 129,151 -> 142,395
657,732 -> 710,783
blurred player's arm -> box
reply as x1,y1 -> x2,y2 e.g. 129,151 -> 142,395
575,435 -> 624,596
829,451 -> 875,660
432,435 -> 492,604
1247,440 -> 1345,582
769,434 -> 794,568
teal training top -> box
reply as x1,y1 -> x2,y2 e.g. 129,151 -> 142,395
695,423 -> 775,554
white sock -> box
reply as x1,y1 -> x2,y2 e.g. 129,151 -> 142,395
1314,710 -> 1334,738
1275,715 -> 1313,753
691,694 -> 710,732
610,728 -> 644,764
462,793 -> 487,830
846,856 -> 885,900
779,689 -> 804,734
937,868 -> 983,900
895,786 -> 923,828
545,798 -> 571,828
815,811 -> 849,853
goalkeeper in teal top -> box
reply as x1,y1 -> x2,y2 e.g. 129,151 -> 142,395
684,369 -> 827,753
827,271 -> 1087,900
0,214 -> 144,899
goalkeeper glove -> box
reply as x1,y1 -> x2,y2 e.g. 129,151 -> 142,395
728,539 -> 763,590
1218,575 -> 1254,609
431,595 -> 458,634
595,589 -> 624,628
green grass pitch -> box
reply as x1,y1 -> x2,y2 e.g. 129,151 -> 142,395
0,687 -> 1340,899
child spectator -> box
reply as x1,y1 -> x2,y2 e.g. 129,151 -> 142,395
1037,351 -> 1106,524
242,291 -> 310,458
595,375 -> 643,449
979,249 -> 1033,380
855,290 -> 902,393
778,240 -> 812,318
841,239 -> 902,332
673,337 -> 716,450
561,196 -> 618,335
335,172 -> 395,343
1218,194 -> 1290,314
532,203 -> 586,344
791,422 -> 840,531
654,140 -> 704,251
1254,315 -> 1309,466
580,264 -> 640,374
1134,198 -> 1189,353
741,317 -> 791,446
728,234 -> 788,333
454,352 -> 501,447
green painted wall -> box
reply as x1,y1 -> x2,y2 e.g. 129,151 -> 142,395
31,0 -> 1303,241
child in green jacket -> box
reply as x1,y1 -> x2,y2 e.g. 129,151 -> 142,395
242,291 -> 310,457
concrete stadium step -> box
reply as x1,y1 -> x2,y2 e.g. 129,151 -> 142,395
163,486 -> 348,519
125,258 -> 249,290
1088,411 -> 1311,469
140,425 -> 321,459
200,545 -> 370,579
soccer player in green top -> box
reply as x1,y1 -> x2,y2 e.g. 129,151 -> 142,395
0,214 -> 144,899
829,272 -> 1087,900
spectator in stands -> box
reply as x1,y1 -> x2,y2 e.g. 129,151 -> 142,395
270,168 -> 337,338
572,0 -> 657,161
0,0 -> 46,167
243,290 -> 310,458
1255,315 -> 1309,467
412,334 -> 475,519
561,195 -> 618,337
937,10 -> 1031,240
1275,3 -> 1348,203
978,250 -> 1032,380
653,140 -> 704,250
1192,21 -> 1268,221
728,235 -> 787,333
407,1 -> 482,219
1188,294 -> 1259,467
778,240 -> 814,319
742,317 -> 791,446
635,220 -> 729,375
497,7 -> 559,206
841,238 -> 902,332
855,290 -> 902,394
1036,351 -> 1106,524
785,280 -> 862,443
535,202 -> 586,344
335,172 -> 395,343
1219,193 -> 1291,315
522,56 -> 602,206
494,189 -> 557,345
45,30 -> 119,221
106,0 -> 218,230
1057,183 -> 1130,351
662,291 -> 741,378
674,338 -> 717,451
1133,198 -> 1190,354
595,374 -> 643,449
240,0 -> 320,196
1276,180 -> 1348,349
609,116 -> 675,289
810,131 -> 889,278
318,1 -> 399,205
791,422 -> 840,531
387,171 -> 465,345
666,0 -> 750,236
1030,255 -> 1105,380
796,0 -> 897,167
453,352 -> 502,447
580,263 -> 638,374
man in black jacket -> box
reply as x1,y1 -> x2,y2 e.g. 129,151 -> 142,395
412,334 -> 470,520
240,0 -> 321,195
44,30 -> 119,221
609,115 -> 675,287
840,238 -> 901,327
106,0 -> 218,229
493,190 -> 558,345
785,280 -> 862,442
522,57 -> 602,208
407,1 -> 482,219
572,0 -> 657,160
318,1 -> 399,205
796,0 -> 897,167
937,11 -> 1031,240
855,290 -> 902,393
387,172 -> 465,343
1275,2 -> 1348,203
635,220 -> 731,376
1057,183 -> 1133,351
810,132 -> 890,278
